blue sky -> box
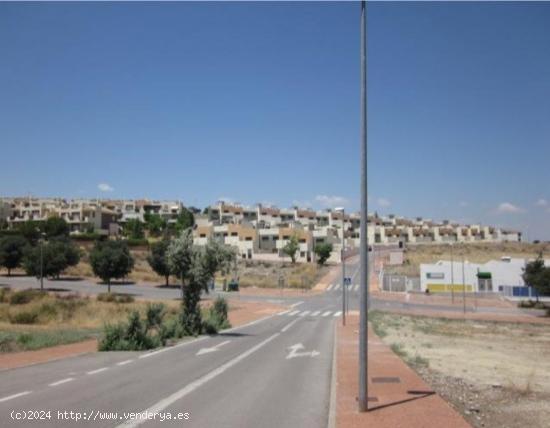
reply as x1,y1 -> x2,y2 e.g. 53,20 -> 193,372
1,2 -> 549,239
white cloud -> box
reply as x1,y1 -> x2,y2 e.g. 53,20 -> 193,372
98,183 -> 114,192
496,202 -> 525,214
376,197 -> 391,208
535,198 -> 548,207
314,195 -> 349,209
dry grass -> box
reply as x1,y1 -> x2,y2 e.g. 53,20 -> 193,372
385,242 -> 550,276
235,260 -> 327,289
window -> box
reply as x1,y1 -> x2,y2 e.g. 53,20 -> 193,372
200,234 -> 206,238
299,239 -> 306,243
245,237 -> 252,241
426,272 -> 445,279
231,232 -> 238,236
262,236 -> 269,241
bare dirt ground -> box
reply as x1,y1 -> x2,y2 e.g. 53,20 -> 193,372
384,242 -> 550,276
370,311 -> 550,428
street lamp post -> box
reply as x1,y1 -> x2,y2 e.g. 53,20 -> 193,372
39,232 -> 46,291
336,207 -> 346,326
450,242 -> 455,304
358,0 -> 369,413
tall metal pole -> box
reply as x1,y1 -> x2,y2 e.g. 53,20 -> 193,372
462,255 -> 466,315
450,243 -> 454,303
342,209 -> 346,325
40,238 -> 44,291
358,0 -> 369,413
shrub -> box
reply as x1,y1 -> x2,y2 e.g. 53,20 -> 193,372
533,301 -> 547,310
97,292 -> 134,304
145,303 -> 166,330
36,302 -> 59,320
518,300 -> 536,308
126,238 -> 149,247
9,289 -> 45,305
10,309 -> 39,324
99,310 -> 161,351
0,287 -> 11,303
202,297 -> 231,334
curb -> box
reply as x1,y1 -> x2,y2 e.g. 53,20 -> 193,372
327,320 -> 338,428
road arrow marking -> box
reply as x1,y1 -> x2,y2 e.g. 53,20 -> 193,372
286,343 -> 320,360
196,340 -> 231,356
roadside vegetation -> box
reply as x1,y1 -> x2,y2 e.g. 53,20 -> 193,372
369,310 -> 550,428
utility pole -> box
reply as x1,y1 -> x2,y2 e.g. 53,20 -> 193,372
450,243 -> 454,304
336,207 -> 346,326
358,0 -> 369,413
462,255 -> 466,315
40,236 -> 44,291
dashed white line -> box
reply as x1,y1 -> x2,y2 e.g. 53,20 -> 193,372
87,367 -> 108,375
139,348 -> 170,359
277,310 -> 291,316
281,318 -> 300,332
49,377 -> 74,387
333,284 -> 341,290
333,311 -> 342,317
289,301 -> 304,308
117,333 -> 281,428
288,310 -> 300,316
0,391 -> 31,403
298,311 -> 310,317
322,311 -> 332,317
117,359 -> 134,366
311,311 -> 321,316
326,284 -> 334,291
353,284 -> 359,291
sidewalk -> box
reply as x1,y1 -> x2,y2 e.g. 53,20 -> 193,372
335,314 -> 471,428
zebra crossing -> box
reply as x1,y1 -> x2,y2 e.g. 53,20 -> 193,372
277,309 -> 342,318
325,283 -> 360,292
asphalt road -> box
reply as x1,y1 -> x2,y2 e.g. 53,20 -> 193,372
0,291 -> 342,427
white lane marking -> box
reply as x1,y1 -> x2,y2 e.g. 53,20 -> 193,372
286,343 -> 320,359
139,348 -> 170,359
281,318 -> 300,333
326,284 -> 334,291
311,311 -> 321,316
196,340 -> 231,356
353,284 -> 359,291
322,311 -> 332,317
87,367 -> 108,375
117,333 -> 281,428
288,310 -> 300,316
289,301 -> 304,308
117,359 -> 134,366
0,391 -> 31,403
333,284 -> 341,290
49,377 -> 74,387
277,310 -> 291,316
298,310 -> 310,317
333,311 -> 342,317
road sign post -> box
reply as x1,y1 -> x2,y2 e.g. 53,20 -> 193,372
358,0 -> 369,412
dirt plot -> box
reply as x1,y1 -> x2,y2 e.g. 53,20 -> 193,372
384,242 -> 550,276
370,311 -> 550,428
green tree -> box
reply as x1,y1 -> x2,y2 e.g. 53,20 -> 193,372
122,219 -> 145,240
144,213 -> 167,237
17,221 -> 42,244
523,254 -> 550,300
314,242 -> 333,266
147,238 -> 172,286
175,207 -> 195,233
0,236 -> 28,276
166,230 -> 235,335
283,235 -> 299,264
90,240 -> 135,293
43,217 -> 69,238
22,238 -> 81,279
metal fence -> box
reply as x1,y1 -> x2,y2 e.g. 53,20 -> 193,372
380,272 -> 421,293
